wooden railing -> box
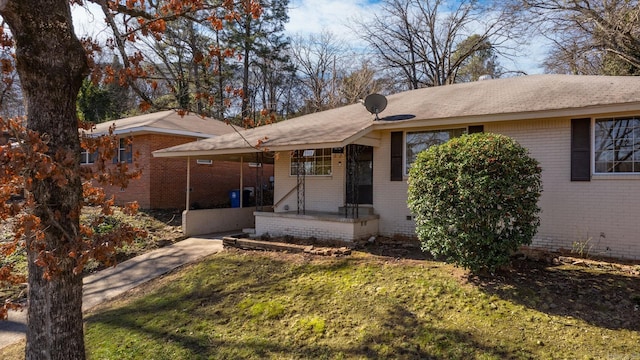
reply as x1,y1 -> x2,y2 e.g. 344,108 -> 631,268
273,184 -> 298,209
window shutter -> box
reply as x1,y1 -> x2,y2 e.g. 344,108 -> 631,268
468,125 -> 484,134
571,118 -> 591,181
113,138 -> 121,164
126,142 -> 133,163
390,131 -> 403,181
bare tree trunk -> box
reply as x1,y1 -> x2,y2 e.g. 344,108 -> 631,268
215,29 -> 226,120
241,15 -> 252,120
0,1 -> 88,359
188,22 -> 205,114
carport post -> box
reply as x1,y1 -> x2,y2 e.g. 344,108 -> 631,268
239,155 -> 244,208
186,156 -> 191,210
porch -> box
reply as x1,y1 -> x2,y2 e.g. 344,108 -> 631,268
254,210 -> 379,242
156,141 -> 380,242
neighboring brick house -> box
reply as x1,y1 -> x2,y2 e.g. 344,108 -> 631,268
155,75 -> 640,261
83,110 -> 273,209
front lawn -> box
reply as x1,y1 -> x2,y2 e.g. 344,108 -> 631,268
2,248 -> 640,359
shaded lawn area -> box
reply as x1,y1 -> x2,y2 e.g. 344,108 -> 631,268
3,249 -> 640,359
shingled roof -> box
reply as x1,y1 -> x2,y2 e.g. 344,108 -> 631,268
154,74 -> 640,158
84,110 -> 233,138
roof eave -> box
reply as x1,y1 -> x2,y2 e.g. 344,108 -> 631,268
339,125 -> 379,147
153,141 -> 351,158
372,102 -> 640,130
153,147 -> 262,158
93,126 -> 219,138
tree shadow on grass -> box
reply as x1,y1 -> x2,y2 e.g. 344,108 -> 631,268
347,303 -> 534,360
86,297 -> 529,360
84,254 -> 530,359
469,258 -> 640,331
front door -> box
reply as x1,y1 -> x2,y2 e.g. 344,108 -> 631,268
346,145 -> 373,205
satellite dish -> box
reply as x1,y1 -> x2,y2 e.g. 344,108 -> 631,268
364,93 -> 387,120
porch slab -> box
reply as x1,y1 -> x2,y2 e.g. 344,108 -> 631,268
254,211 -> 379,242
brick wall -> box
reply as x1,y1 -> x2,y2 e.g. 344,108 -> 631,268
273,150 -> 345,213
373,129 -> 419,237
370,117 -> 640,260
255,212 -> 379,241
97,134 -> 273,210
95,136 -> 152,208
488,118 -> 640,260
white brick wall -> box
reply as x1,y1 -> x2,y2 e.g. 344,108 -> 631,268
255,212 -> 378,241
372,130 -> 417,237
266,117 -> 640,260
273,151 -> 345,213
488,118 -> 640,260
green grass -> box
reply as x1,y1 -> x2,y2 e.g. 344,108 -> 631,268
2,249 -> 639,359
83,251 -> 640,359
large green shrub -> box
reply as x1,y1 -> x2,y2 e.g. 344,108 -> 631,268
407,133 -> 542,273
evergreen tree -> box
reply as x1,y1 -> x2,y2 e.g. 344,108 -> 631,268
229,0 -> 291,123
77,78 -> 131,123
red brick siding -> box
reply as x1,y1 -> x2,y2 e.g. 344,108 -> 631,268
186,160 -> 269,209
97,134 -> 273,210
97,134 -> 154,208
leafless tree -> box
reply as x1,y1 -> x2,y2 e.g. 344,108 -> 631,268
250,43 -> 297,118
523,0 -> 640,75
339,61 -> 386,105
289,31 -> 347,113
288,31 -> 393,114
134,15 -> 234,118
352,0 -> 527,89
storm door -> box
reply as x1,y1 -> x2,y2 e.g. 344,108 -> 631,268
345,145 -> 373,208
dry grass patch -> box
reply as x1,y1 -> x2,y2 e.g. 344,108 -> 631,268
2,248 -> 639,359
85,250 -> 640,359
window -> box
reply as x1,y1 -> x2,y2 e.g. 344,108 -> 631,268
80,149 -> 96,165
113,138 -> 133,164
196,159 -> 213,165
594,116 -> 640,173
405,128 -> 466,171
290,148 -> 332,176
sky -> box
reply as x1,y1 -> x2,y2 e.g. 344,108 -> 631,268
71,0 -> 548,75
284,0 -> 549,75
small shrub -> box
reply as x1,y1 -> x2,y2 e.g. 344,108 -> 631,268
407,133 -> 542,273
571,237 -> 594,258
93,215 -> 121,234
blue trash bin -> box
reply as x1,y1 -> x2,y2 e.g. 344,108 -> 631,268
229,189 -> 240,208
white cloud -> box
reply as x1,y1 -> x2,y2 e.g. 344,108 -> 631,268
286,0 -> 379,42
71,2 -> 112,42
512,36 -> 550,75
